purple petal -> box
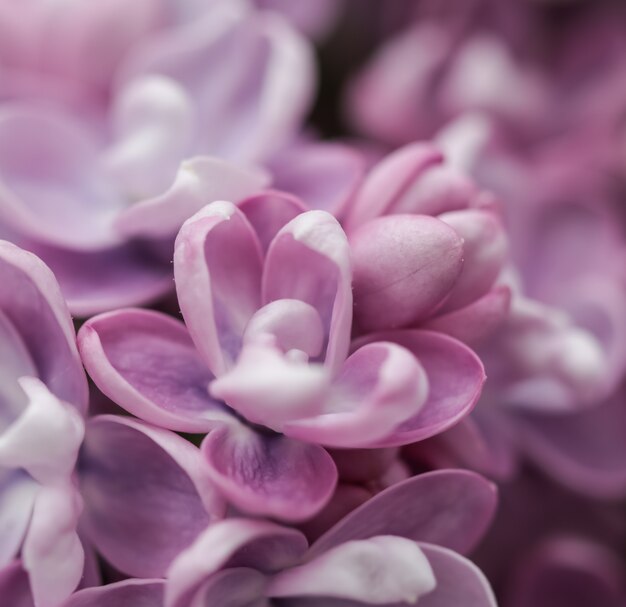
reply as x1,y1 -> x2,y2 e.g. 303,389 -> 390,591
238,190 -> 307,253
344,143 -> 443,230
267,536 -> 435,604
0,241 -> 88,409
80,415 -> 224,578
282,342 -> 429,448
350,216 -> 464,331
63,579 -> 165,607
309,470 -> 497,559
422,285 -> 511,346
174,201 -> 263,376
78,309 -> 230,433
417,543 -> 497,607
357,330 -> 485,447
167,519 -> 307,607
0,561 -> 34,607
115,157 -> 269,239
180,568 -> 269,607
263,210 -> 352,373
0,471 -> 37,567
201,424 -> 337,521
26,239 -> 173,317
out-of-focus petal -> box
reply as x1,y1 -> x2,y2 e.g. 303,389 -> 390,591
267,536 -> 435,604
201,424 -> 337,522
263,210 -> 352,373
350,216 -> 464,331
80,415 -> 224,578
174,201 -> 263,376
63,579 -> 165,607
0,561 -> 34,607
78,309 -> 230,433
309,470 -> 497,559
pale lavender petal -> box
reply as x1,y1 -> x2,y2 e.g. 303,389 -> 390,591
422,286 -> 512,346
183,568 -> 269,607
115,157 -> 269,239
437,210 -> 508,312
22,483 -> 84,607
0,241 -> 88,409
0,561 -> 34,607
238,190 -> 307,253
27,239 -> 173,317
417,543 -> 497,607
80,415 -> 224,578
166,519 -> 307,607
174,201 -> 263,376
267,536 -> 435,604
282,342 -> 429,448
201,424 -> 337,521
0,470 -> 37,567
350,216 -> 464,331
0,107 -> 124,250
263,211 -> 352,373
344,143 -> 442,230
309,470 -> 497,558
63,579 -> 165,607
356,331 -> 485,447
78,309 -> 230,432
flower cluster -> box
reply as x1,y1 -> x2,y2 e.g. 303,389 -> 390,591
1,1 -> 625,606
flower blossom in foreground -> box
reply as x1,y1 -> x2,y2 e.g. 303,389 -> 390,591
79,197 -> 485,520
0,241 -> 224,606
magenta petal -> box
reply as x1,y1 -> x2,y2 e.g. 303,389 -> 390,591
201,424 -> 337,522
174,201 -> 263,376
115,157 -> 269,239
309,470 -> 497,559
262,210 -> 352,372
354,331 -> 484,447
80,415 -> 224,578
350,215 -> 464,331
0,241 -> 88,410
183,568 -> 269,607
167,519 -> 307,607
282,342 -> 429,448
0,561 -> 34,607
78,309 -> 229,433
238,191 -> 307,253
417,543 -> 497,607
63,579 -> 165,607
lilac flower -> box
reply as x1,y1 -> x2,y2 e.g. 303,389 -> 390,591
0,241 -> 224,605
78,199 -> 485,520
164,471 -> 497,607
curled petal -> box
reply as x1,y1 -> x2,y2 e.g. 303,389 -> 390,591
63,579 -> 165,607
167,519 -> 307,607
80,415 -> 224,578
180,568 -> 269,607
201,424 -> 337,522
78,309 -> 230,433
263,210 -> 352,373
309,470 -> 497,559
282,342 -> 429,448
267,536 -> 435,604
174,201 -> 263,376
350,215 -> 464,331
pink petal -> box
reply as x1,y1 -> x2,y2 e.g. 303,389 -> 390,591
0,561 -> 34,607
166,519 -> 307,607
309,470 -> 497,558
267,536 -> 435,604
350,215 -> 464,331
0,471 -> 37,567
80,415 -> 224,578
356,330 -> 485,447
78,309 -> 230,433
238,190 -> 307,254
263,210 -> 352,373
178,568 -> 269,607
63,579 -> 165,607
174,201 -> 263,376
417,543 -> 497,607
201,424 -> 337,522
115,157 -> 269,239
0,241 -> 88,410
282,342 -> 429,448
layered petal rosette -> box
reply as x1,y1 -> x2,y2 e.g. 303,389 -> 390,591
79,199 -> 485,520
